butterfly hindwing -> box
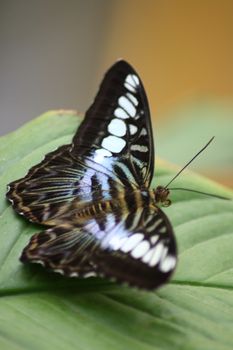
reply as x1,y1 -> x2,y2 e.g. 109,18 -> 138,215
91,205 -> 177,289
20,223 -> 97,277
22,205 -> 177,289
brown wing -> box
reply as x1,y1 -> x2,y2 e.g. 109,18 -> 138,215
21,205 -> 177,290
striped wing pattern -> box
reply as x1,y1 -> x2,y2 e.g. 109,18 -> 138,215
7,144 -> 123,224
7,60 -> 177,290
21,204 -> 176,289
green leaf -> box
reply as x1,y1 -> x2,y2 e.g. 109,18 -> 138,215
0,110 -> 233,350
157,99 -> 233,172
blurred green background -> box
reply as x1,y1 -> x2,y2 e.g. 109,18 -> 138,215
0,0 -> 232,186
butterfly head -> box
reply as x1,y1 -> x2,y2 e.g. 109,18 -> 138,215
153,186 -> 171,207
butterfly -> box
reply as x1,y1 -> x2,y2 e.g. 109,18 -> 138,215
6,60 -> 177,290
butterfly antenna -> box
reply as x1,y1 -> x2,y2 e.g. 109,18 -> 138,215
165,136 -> 215,189
168,187 -> 230,200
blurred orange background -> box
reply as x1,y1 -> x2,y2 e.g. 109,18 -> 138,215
100,0 -> 233,187
0,0 -> 232,186
101,0 -> 233,117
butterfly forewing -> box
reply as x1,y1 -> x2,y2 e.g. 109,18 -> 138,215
7,61 -> 154,223
72,60 -> 155,188
7,145 -> 122,224
7,60 -> 177,290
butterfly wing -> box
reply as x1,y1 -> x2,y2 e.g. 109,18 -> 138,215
91,205 -> 177,289
21,205 -> 177,289
72,60 -> 155,188
20,222 -> 97,277
7,60 -> 154,224
7,144 -> 120,224
7,60 -> 177,289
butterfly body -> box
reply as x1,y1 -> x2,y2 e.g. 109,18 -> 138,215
7,60 -> 177,290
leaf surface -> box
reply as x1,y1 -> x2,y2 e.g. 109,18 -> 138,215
0,111 -> 233,350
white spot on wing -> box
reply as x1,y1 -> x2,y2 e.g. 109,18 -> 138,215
96,148 -> 112,157
125,74 -> 139,88
147,218 -> 163,232
102,135 -> 126,153
129,124 -> 138,135
159,227 -> 167,234
126,93 -> 138,106
160,246 -> 168,262
108,118 -> 126,137
94,149 -> 112,163
121,233 -> 144,253
132,74 -> 140,86
124,82 -> 136,93
114,107 -> 129,119
131,240 -> 150,259
83,271 -> 97,278
140,128 -> 147,136
109,235 -> 128,250
149,242 -> 164,267
118,96 -> 136,117
142,248 -> 155,264
69,272 -> 79,277
54,268 -> 65,275
150,235 -> 159,245
131,145 -> 148,152
160,255 -> 176,272
32,260 -> 45,267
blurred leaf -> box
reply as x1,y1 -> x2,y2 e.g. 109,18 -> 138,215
0,111 -> 233,350
156,99 -> 233,172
